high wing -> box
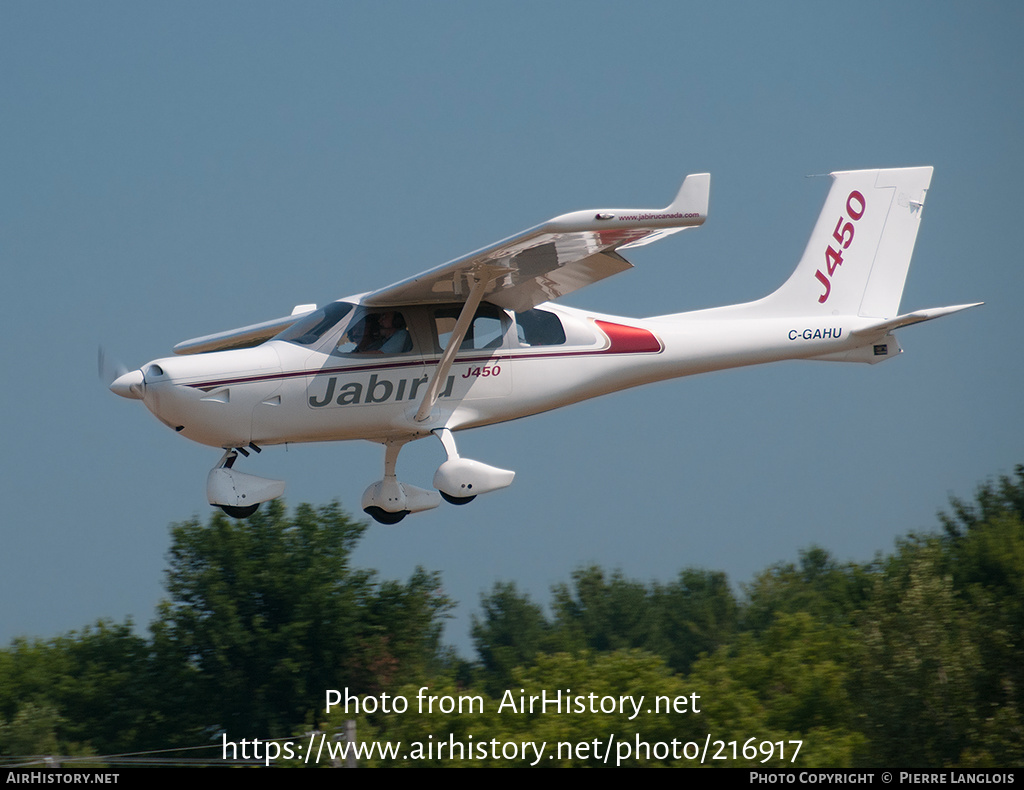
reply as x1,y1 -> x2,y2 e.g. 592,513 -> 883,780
363,173 -> 709,312
386,172 -> 709,423
173,174 -> 709,355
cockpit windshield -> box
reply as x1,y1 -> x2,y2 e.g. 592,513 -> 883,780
273,301 -> 354,346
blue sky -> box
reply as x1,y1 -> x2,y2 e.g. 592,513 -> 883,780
2,2 -> 1021,653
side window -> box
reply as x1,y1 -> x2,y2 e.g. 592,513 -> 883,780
334,309 -> 413,355
433,304 -> 507,352
515,308 -> 566,347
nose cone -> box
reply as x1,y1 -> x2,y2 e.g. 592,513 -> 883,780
110,369 -> 145,399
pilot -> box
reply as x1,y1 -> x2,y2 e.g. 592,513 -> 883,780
351,315 -> 376,352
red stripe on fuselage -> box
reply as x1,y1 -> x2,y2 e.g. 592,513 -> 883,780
595,320 -> 663,353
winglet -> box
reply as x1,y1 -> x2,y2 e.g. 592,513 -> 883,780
668,172 -> 710,220
617,172 -> 710,250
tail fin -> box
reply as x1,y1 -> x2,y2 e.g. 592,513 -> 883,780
760,167 -> 933,318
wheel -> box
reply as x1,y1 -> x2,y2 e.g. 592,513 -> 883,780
219,503 -> 260,519
440,491 -> 476,506
363,506 -> 409,525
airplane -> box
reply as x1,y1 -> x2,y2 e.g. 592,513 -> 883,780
106,166 -> 979,524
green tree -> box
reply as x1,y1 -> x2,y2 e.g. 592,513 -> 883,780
155,500 -> 452,737
471,567 -> 737,686
652,568 -> 738,674
940,464 -> 1024,539
937,467 -> 1024,766
0,701 -> 67,760
510,650 -> 706,767
742,546 -> 873,634
549,566 -> 662,654
688,612 -> 865,767
471,582 -> 549,695
0,621 -> 155,758
852,542 -> 982,767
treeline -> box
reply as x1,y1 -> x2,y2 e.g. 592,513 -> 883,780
2,468 -> 1022,767
0,503 -> 452,759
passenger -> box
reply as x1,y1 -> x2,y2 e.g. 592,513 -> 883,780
375,311 -> 411,353
339,311 -> 412,354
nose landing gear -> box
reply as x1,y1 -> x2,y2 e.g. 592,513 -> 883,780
207,447 -> 285,519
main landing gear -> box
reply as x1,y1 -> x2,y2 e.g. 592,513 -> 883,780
361,429 -> 515,524
360,439 -> 441,525
207,445 -> 286,519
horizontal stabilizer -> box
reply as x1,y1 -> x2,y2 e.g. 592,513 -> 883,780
851,302 -> 983,337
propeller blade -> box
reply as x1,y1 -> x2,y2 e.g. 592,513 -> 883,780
98,346 -> 128,386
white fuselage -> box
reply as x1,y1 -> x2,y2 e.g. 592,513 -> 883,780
134,299 -> 878,452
